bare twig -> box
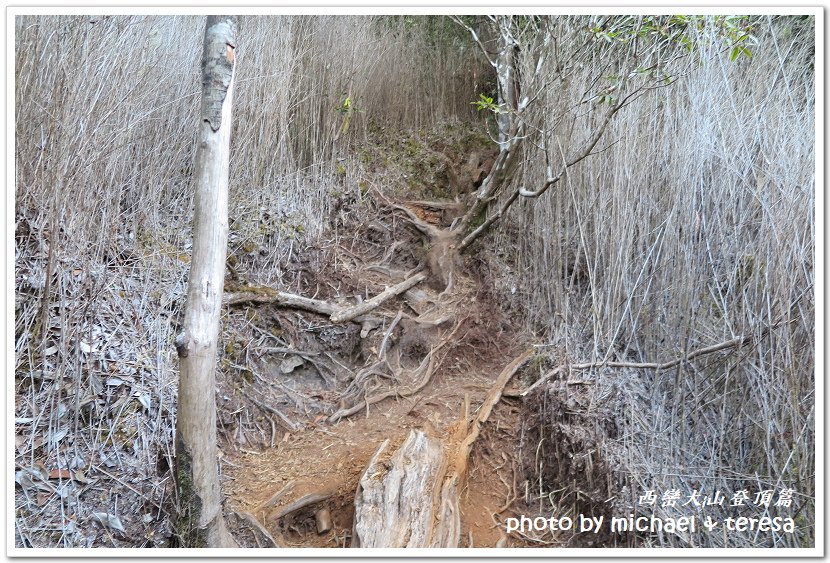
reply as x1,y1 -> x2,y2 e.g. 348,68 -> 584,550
378,310 -> 403,360
235,510 -> 280,548
521,319 -> 794,396
330,271 -> 427,323
248,395 -> 301,432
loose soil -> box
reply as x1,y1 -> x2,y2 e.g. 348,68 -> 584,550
217,138 -> 543,548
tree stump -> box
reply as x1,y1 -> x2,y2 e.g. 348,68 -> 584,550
352,429 -> 449,547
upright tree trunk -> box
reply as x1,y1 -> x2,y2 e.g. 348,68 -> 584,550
174,15 -> 237,548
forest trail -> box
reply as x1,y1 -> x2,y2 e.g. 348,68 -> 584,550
223,335 -> 526,548
216,141 -> 541,548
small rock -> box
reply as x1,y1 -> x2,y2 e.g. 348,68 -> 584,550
279,355 -> 304,374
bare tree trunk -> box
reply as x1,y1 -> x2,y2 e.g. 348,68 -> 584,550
174,15 -> 238,548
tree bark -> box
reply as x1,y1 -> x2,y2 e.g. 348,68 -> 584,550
352,351 -> 533,547
174,15 -> 238,548
352,430 -> 446,548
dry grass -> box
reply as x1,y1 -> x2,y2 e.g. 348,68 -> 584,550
500,16 -> 815,547
13,14 -> 482,548
13,13 -> 814,550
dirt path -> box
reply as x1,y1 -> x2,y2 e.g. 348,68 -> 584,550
221,281 -> 530,547
212,133 -> 543,548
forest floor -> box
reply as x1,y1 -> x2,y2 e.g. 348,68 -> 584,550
215,125 -> 555,547
13,122 -> 605,549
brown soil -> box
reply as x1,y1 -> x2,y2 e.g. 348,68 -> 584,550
223,313 -> 531,547
214,138 -> 549,548
220,240 -> 533,547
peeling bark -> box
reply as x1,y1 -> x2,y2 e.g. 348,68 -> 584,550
352,430 -> 446,548
352,351 -> 533,548
175,15 -> 238,549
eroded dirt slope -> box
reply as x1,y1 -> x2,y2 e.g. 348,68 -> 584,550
216,131 -> 544,547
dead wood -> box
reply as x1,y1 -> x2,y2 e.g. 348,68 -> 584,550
224,272 -> 427,325
235,510 -> 281,548
248,395 -> 300,432
256,481 -> 295,515
350,350 -> 532,548
270,492 -> 334,522
330,271 -> 427,323
352,430 -> 446,548
521,320 -> 792,396
223,286 -> 338,316
372,187 -> 443,239
315,508 -> 332,534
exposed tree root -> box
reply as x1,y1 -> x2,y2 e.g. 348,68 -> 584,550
328,319 -> 462,423
350,349 -> 533,547
255,480 -> 295,518
327,346 -> 435,423
432,349 -> 534,547
247,395 -> 300,432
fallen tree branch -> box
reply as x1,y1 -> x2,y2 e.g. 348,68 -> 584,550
330,271 -> 427,323
223,286 -> 338,315
521,320 -> 793,396
270,492 -> 334,521
224,272 -> 427,325
248,395 -> 300,432
234,510 -> 281,548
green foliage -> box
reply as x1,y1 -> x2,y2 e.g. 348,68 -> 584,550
582,15 -> 762,107
471,93 -> 508,114
587,14 -> 760,60
716,15 -> 760,60
336,93 -> 358,136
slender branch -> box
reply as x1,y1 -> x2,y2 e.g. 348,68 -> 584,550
450,16 -> 497,68
248,395 -> 300,432
223,287 -> 338,316
330,271 -> 427,323
378,310 -> 403,360
521,319 -> 794,396
223,269 -> 426,324
457,189 -> 521,253
458,83 -> 634,251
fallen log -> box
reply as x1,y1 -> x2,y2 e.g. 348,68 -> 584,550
223,285 -> 338,316
330,271 -> 427,323
351,350 -> 533,548
223,271 -> 427,325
